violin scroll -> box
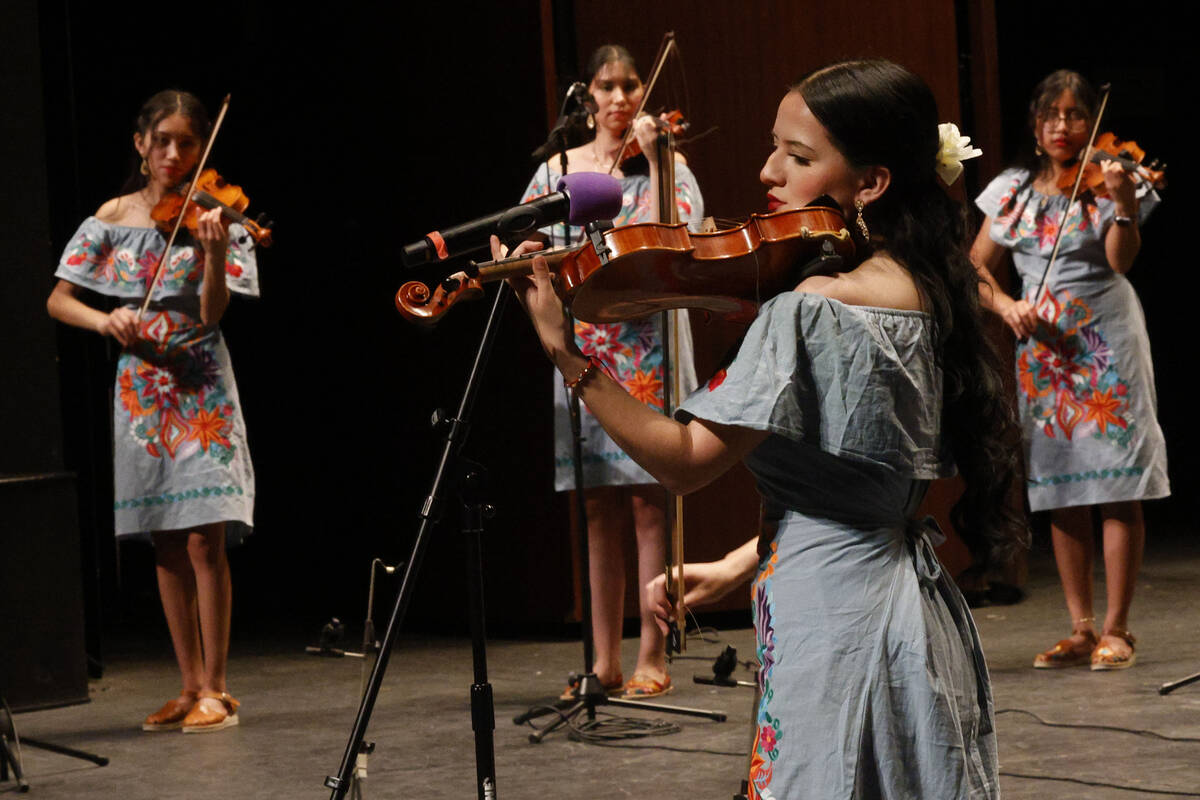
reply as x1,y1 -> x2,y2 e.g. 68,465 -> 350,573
396,273 -> 484,325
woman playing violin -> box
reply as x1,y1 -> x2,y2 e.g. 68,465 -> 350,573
971,70 -> 1168,671
520,44 -> 704,701
503,59 -> 1022,798
47,90 -> 258,732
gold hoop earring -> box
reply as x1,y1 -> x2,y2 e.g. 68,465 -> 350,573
140,157 -> 150,176
1034,138 -> 1044,156
855,199 -> 870,239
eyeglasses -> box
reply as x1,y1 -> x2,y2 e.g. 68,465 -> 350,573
1039,108 -> 1088,130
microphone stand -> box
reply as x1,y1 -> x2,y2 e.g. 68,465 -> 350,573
324,282 -> 512,800
513,110 -> 725,746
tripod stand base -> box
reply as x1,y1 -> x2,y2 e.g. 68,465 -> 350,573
514,673 -> 726,743
1158,670 -> 1200,695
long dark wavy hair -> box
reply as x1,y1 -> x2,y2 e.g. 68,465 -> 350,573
120,90 -> 211,194
794,59 -> 1027,563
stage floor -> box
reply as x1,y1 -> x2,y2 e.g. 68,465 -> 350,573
6,539 -> 1200,799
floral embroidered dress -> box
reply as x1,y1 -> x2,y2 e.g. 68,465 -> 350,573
55,217 -> 258,542
521,162 -> 704,489
677,292 -> 998,799
976,169 -> 1168,511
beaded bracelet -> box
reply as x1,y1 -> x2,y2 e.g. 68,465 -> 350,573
563,357 -> 601,391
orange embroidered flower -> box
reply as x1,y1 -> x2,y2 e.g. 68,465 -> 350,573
626,369 -> 663,408
1082,388 -> 1126,434
186,407 -> 230,452
118,369 -> 152,416
1017,352 -> 1039,399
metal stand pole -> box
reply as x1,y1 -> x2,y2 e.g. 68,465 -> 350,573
324,283 -> 511,800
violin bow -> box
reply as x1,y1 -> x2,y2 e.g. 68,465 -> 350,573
137,93 -> 232,319
609,32 -> 677,174
647,44 -> 688,655
1031,83 -> 1111,310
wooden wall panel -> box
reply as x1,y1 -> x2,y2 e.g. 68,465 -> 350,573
572,1 -> 966,222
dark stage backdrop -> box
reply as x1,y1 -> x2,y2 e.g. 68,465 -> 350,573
36,3 -> 561,647
29,1 -> 1188,657
989,5 -> 1187,539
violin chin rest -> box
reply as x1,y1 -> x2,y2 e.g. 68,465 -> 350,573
797,252 -> 844,280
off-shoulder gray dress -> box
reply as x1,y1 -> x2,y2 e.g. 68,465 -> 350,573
976,169 -> 1168,511
677,292 -> 998,799
55,218 -> 258,543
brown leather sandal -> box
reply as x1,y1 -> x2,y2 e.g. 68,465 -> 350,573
559,673 -> 623,701
1091,629 -> 1137,671
181,691 -> 240,733
1033,629 -> 1098,669
142,692 -> 199,731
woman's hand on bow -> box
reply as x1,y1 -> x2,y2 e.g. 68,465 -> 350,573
647,539 -> 762,634
631,113 -> 663,166
999,296 -> 1038,340
99,306 -> 141,347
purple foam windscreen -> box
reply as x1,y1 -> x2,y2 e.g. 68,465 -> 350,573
557,172 -> 622,226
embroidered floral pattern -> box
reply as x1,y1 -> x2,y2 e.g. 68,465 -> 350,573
993,178 -> 1102,252
55,217 -> 258,535
575,317 -> 666,408
521,170 -> 701,417
749,540 -> 781,799
57,218 -> 256,296
1018,290 -> 1134,447
117,312 -> 239,465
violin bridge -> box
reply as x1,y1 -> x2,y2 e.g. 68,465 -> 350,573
585,221 -> 612,264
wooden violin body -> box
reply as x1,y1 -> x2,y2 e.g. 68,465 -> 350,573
395,206 -> 854,326
1056,131 -> 1166,197
152,168 -> 274,246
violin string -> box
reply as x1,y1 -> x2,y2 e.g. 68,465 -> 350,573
675,124 -> 719,149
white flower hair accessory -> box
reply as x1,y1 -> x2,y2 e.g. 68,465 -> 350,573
935,122 -> 983,185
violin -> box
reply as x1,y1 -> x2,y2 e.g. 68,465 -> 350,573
1056,132 -> 1166,198
395,205 -> 854,326
152,168 -> 274,246
615,110 -> 689,167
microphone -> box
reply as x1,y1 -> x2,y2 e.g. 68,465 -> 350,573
531,83 -> 595,161
401,172 -> 622,267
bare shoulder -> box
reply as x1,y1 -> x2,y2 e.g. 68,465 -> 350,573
674,150 -> 688,166
95,196 -> 124,223
95,194 -> 147,226
538,147 -> 585,177
794,254 -> 923,311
